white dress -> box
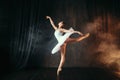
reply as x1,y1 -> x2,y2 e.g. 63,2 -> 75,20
51,27 -> 74,54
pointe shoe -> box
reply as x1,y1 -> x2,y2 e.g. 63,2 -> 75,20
84,33 -> 90,38
77,33 -> 90,41
57,68 -> 62,76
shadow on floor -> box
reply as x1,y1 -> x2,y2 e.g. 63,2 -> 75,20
1,67 -> 119,80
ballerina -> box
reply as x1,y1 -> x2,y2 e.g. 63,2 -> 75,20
46,16 -> 90,76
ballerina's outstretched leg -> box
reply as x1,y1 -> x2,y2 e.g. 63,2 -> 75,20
65,33 -> 90,43
57,33 -> 90,76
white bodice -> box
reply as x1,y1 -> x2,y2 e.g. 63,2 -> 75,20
54,29 -> 63,42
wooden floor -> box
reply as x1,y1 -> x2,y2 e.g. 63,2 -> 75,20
1,67 -> 119,80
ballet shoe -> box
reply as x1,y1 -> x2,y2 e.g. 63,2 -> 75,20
77,33 -> 90,41
57,68 -> 62,76
84,33 -> 90,38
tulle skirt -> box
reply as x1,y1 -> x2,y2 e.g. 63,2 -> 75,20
51,28 -> 74,54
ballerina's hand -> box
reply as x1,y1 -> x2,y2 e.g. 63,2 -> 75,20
46,16 -> 50,19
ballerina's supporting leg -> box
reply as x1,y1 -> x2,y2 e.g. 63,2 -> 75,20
57,43 -> 67,76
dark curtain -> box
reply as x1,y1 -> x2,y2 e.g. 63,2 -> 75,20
0,0 -> 9,75
8,0 -> 57,70
1,0 -> 119,73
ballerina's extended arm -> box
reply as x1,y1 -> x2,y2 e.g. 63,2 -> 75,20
74,31 -> 83,36
59,28 -> 83,36
46,16 -> 57,30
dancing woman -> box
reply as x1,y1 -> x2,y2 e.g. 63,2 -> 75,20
46,16 -> 90,75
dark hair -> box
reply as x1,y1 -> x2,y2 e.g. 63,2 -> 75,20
59,21 -> 65,24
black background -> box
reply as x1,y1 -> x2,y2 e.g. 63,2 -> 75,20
0,0 -> 120,79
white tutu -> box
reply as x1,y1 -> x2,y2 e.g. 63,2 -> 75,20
51,27 -> 74,54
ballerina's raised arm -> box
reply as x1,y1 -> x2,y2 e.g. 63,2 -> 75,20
46,16 -> 57,30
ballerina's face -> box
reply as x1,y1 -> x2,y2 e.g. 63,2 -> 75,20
58,21 -> 64,28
